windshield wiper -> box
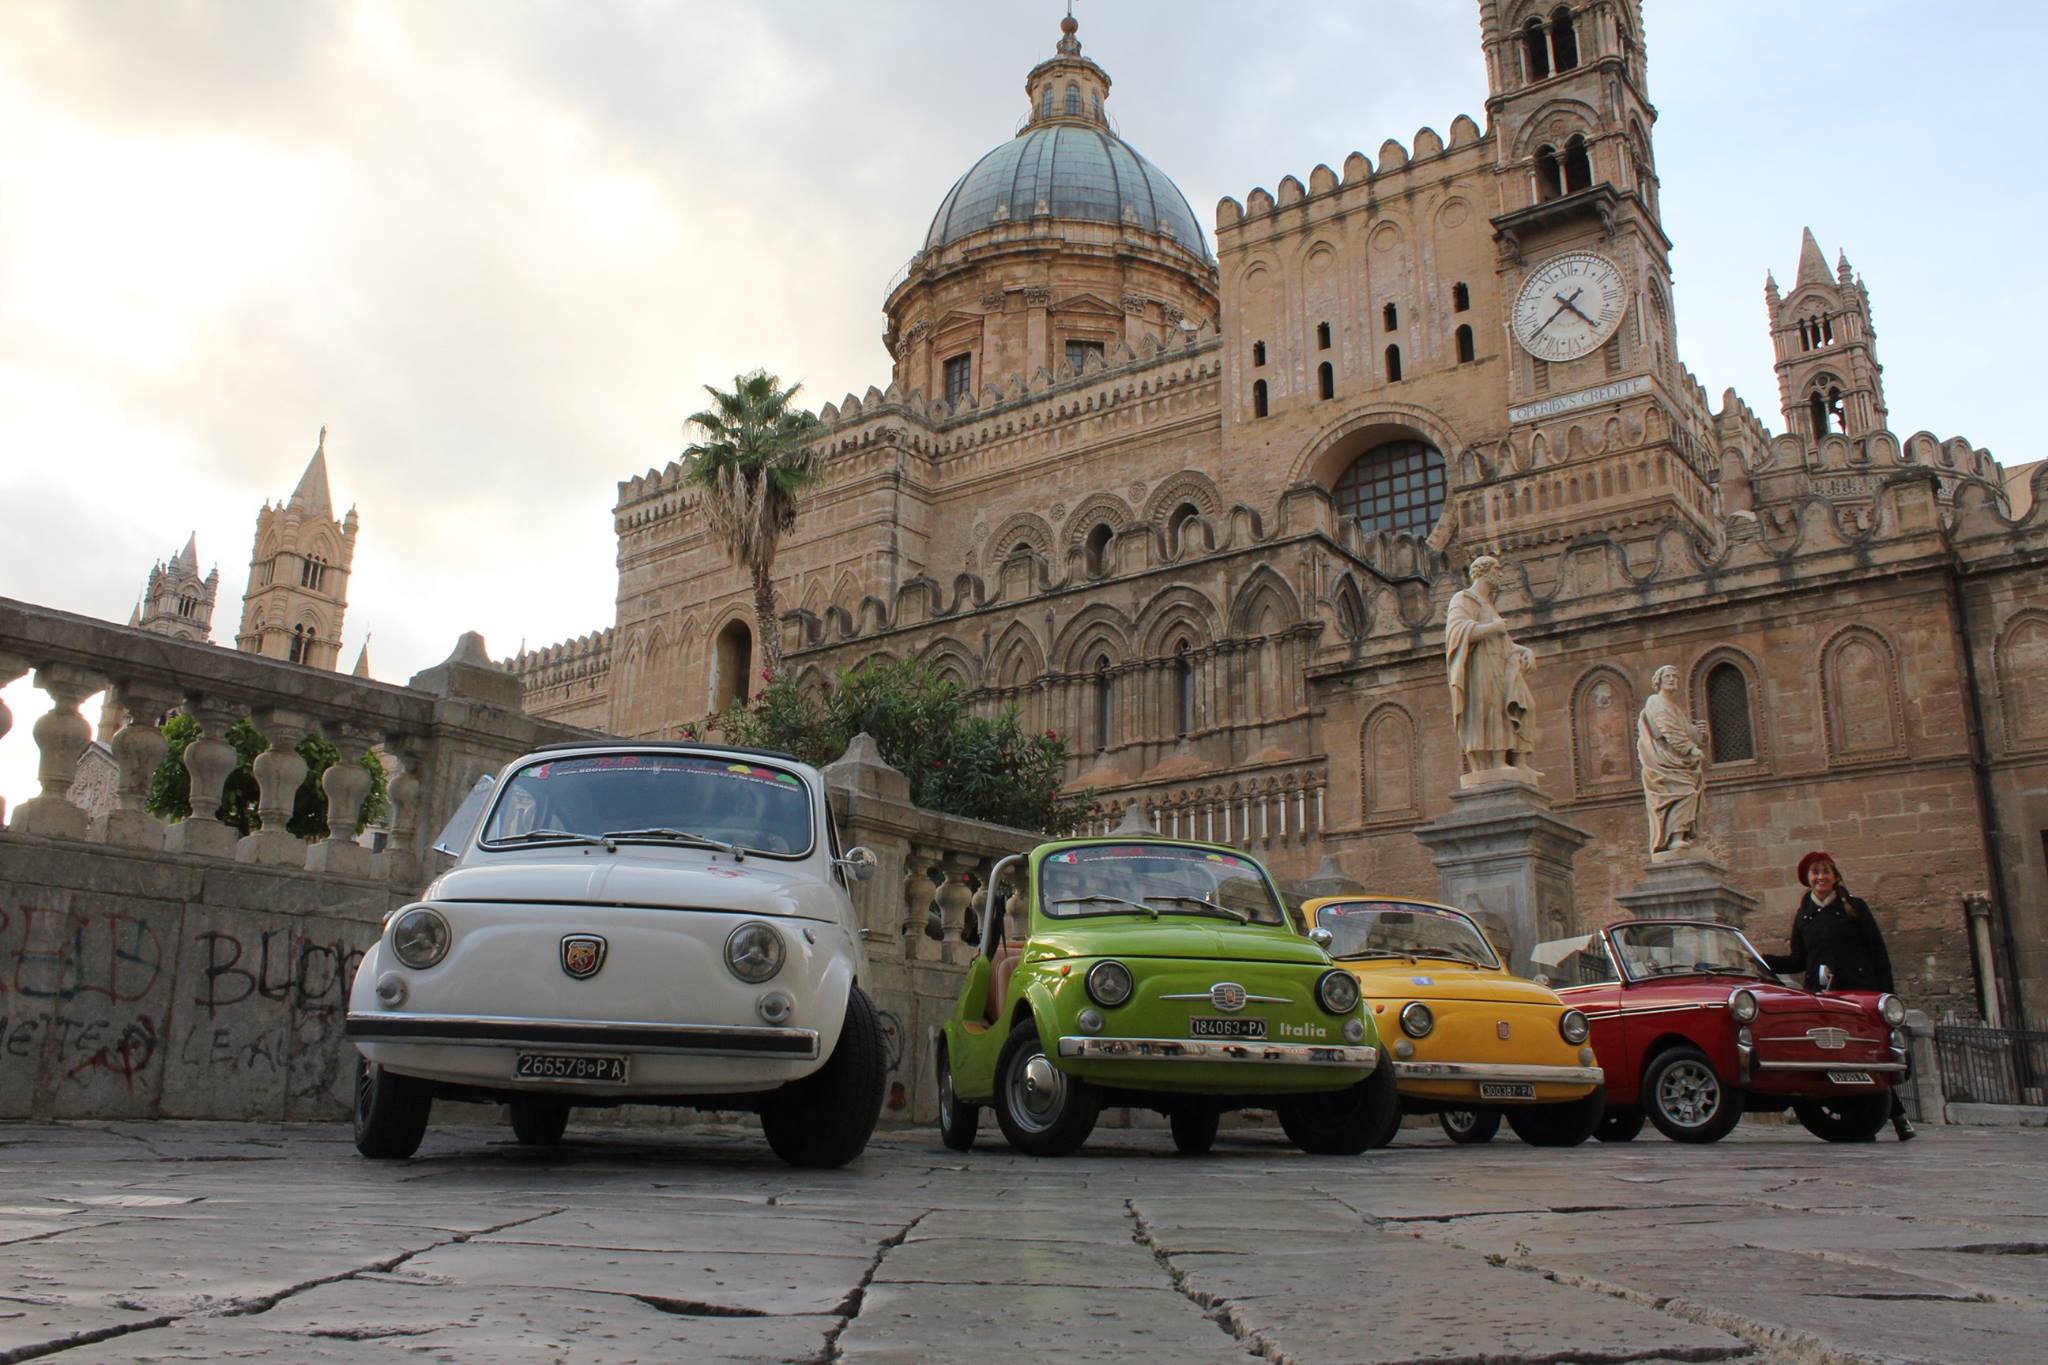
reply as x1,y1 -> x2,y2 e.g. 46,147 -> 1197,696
1051,895 -> 1159,919
1336,948 -> 1415,962
602,827 -> 745,860
492,829 -> 616,851
1148,895 -> 1250,923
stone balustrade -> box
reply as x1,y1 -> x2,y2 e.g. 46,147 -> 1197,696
1083,770 -> 1328,851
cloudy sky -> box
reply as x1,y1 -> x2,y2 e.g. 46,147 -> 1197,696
3,0 -> 2043,810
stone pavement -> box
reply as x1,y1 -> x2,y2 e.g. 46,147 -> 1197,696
1,1119 -> 2044,1364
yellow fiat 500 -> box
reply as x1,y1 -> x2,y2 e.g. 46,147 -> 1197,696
1299,896 -> 1605,1146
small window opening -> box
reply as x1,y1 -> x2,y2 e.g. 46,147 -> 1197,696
1252,379 -> 1269,418
1523,18 -> 1551,80
1384,345 -> 1402,383
1318,362 -> 1335,399
1316,321 -> 1332,350
1168,502 -> 1202,556
1252,340 -> 1267,367
1174,642 -> 1194,738
1064,339 -> 1105,373
1382,302 -> 1399,332
1706,663 -> 1757,762
1533,357 -> 1551,393
1084,523 -> 1114,578
1065,83 -> 1080,117
1093,656 -> 1112,752
1535,145 -> 1563,201
1455,324 -> 1475,364
1452,282 -> 1471,312
1040,86 -> 1053,118
1603,334 -> 1623,375
713,619 -> 753,710
1563,134 -> 1592,193
1821,315 -> 1834,345
1551,6 -> 1579,72
944,352 -> 973,402
1809,392 -> 1830,436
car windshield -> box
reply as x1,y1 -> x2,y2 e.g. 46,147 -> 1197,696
478,752 -> 814,858
1038,843 -> 1286,925
1530,933 -> 1620,987
1608,922 -> 1770,982
1316,901 -> 1500,967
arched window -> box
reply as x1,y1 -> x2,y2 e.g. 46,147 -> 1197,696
1821,315 -> 1834,344
1535,144 -> 1563,200
1251,379 -> 1269,418
1065,83 -> 1081,117
1318,361 -> 1335,399
1452,282 -> 1471,312
1040,85 -> 1053,119
1382,302 -> 1399,332
1173,642 -> 1194,738
1523,17 -> 1551,80
1168,502 -> 1202,556
713,619 -> 753,710
1316,321 -> 1332,350
1563,134 -> 1592,193
288,623 -> 306,664
1551,6 -> 1579,71
1332,438 -> 1447,537
1809,392 -> 1829,435
1251,340 -> 1267,366
1384,344 -> 1402,382
1084,522 -> 1114,577
1706,664 -> 1756,763
1455,325 -> 1475,363
1008,540 -> 1034,564
1093,655 -> 1112,752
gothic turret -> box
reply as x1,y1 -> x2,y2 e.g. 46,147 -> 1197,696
237,426 -> 358,669
135,532 -> 219,643
1769,228 -> 1887,442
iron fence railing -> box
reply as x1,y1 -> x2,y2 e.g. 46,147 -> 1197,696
1934,1015 -> 2048,1106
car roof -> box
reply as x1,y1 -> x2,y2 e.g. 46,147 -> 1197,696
526,738 -> 801,763
1301,893 -> 1466,915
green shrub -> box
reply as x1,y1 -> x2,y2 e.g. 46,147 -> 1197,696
721,658 -> 1089,835
147,714 -> 391,838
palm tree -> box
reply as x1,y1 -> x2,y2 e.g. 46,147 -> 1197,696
682,370 -> 826,676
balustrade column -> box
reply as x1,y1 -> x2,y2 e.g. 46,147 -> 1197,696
0,653 -> 27,827
307,723 -> 377,877
903,846 -> 942,957
10,664 -> 102,839
238,707 -> 313,867
93,680 -> 180,850
937,851 -> 982,967
380,736 -> 427,885
163,698 -> 244,858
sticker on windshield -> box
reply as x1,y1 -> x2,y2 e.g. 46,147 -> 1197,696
1411,977 -> 1434,986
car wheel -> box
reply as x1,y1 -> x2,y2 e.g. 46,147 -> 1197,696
353,1054 -> 431,1160
1642,1045 -> 1742,1144
993,1020 -> 1099,1157
1170,1106 -> 1220,1156
1505,1084 -> 1607,1148
1594,1105 -> 1646,1143
1439,1107 -> 1502,1145
935,1039 -> 979,1153
509,1098 -> 569,1147
1791,1093 -> 1890,1143
760,986 -> 889,1169
1278,1059 -> 1401,1155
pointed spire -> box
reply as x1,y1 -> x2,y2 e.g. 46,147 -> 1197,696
290,426 -> 334,518
1796,228 -> 1831,287
1836,250 -> 1854,287
128,601 -> 142,627
1764,271 -> 1780,304
352,636 -> 372,678
171,531 -> 198,570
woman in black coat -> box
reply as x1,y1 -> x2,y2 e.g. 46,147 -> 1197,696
1762,850 -> 1915,1140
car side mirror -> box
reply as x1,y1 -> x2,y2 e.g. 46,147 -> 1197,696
1308,927 -> 1334,949
835,846 -> 878,883
1816,963 -> 1834,992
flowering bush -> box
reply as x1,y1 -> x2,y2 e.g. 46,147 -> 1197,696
722,658 -> 1090,835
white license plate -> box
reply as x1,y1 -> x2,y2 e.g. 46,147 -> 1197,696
1825,1070 -> 1874,1086
515,1052 -> 627,1084
1189,1017 -> 1267,1040
1479,1082 -> 1535,1100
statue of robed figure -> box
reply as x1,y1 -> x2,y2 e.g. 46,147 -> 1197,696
1637,663 -> 1708,856
1445,555 -> 1539,778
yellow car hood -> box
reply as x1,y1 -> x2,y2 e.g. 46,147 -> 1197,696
1337,959 -> 1563,1007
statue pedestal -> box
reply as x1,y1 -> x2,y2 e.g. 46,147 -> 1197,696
1614,855 -> 1758,924
1414,778 -> 1589,975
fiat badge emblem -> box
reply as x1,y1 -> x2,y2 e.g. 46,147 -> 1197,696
1496,1021 -> 1511,1041
561,934 -> 607,980
1210,982 -> 1247,1013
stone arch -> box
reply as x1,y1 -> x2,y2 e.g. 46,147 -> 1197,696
1142,470 -> 1224,525
1688,645 -> 1769,769
1136,585 -> 1220,656
990,620 -> 1047,690
830,570 -> 862,622
1288,403 -> 1467,494
1995,609 -> 2048,749
1508,97 -> 1603,161
1051,602 -> 1135,673
1229,565 -> 1301,637
1060,493 -> 1134,551
1820,625 -> 1907,763
919,636 -> 982,692
1569,665 -> 1637,794
982,511 -> 1056,572
1331,573 -> 1369,641
1360,702 -> 1421,822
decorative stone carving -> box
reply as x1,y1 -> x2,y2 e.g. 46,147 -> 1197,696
1160,303 -> 1185,327
1637,664 -> 1707,859
1121,292 -> 1147,314
1445,555 -> 1540,784
980,291 -> 1006,311
1024,286 -> 1052,307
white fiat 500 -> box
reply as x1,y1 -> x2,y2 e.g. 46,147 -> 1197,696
344,741 -> 887,1167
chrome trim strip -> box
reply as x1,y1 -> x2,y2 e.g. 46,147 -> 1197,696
1157,992 -> 1292,1004
1393,1061 -> 1604,1085
1754,1060 -> 1907,1074
1057,1037 -> 1376,1067
345,1013 -> 820,1059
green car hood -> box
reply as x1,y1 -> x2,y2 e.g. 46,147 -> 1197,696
1029,920 -> 1329,967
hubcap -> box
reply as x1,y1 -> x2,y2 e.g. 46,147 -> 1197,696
938,1055 -> 956,1125
1444,1109 -> 1477,1135
1657,1060 -> 1722,1128
1007,1050 -> 1067,1133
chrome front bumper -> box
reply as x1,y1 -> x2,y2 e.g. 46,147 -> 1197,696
345,1013 -> 821,1060
1057,1036 -> 1377,1068
1754,1059 -> 1907,1074
1394,1061 -> 1604,1086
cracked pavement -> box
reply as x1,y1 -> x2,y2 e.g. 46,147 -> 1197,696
0,1121 -> 2043,1363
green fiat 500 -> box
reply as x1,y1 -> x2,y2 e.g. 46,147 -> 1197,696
934,837 -> 1394,1157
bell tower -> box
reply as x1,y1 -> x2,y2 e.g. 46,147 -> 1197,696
1766,229 -> 1887,443
237,427 -> 358,670
1462,0 -> 1717,551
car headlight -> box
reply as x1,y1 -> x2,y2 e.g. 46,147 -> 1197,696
1728,988 -> 1758,1023
390,908 -> 450,969
724,921 -> 785,983
1086,960 -> 1134,1008
1559,1008 -> 1590,1045
1877,993 -> 1906,1026
1317,969 -> 1361,1015
1399,1000 -> 1434,1038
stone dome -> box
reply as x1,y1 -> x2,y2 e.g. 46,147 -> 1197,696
922,123 -> 1212,264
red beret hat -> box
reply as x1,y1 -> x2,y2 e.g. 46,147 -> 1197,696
1796,851 -> 1836,886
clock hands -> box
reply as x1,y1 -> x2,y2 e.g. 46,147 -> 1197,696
1553,288 -> 1594,325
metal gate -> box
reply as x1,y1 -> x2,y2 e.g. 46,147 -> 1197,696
1934,1015 -> 2048,1106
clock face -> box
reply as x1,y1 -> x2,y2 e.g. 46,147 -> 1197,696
1512,251 -> 1628,363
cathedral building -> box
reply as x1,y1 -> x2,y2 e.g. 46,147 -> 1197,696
510,4 -> 2048,1021
132,533 -> 219,643
235,428 -> 359,670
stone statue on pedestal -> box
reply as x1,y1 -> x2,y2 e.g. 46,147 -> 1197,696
1445,555 -> 1540,781
1638,664 -> 1707,858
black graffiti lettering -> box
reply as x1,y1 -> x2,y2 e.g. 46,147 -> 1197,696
195,932 -> 255,1011
3,1015 -> 39,1057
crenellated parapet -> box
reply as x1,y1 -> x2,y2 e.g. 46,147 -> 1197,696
1215,115 -> 1488,233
